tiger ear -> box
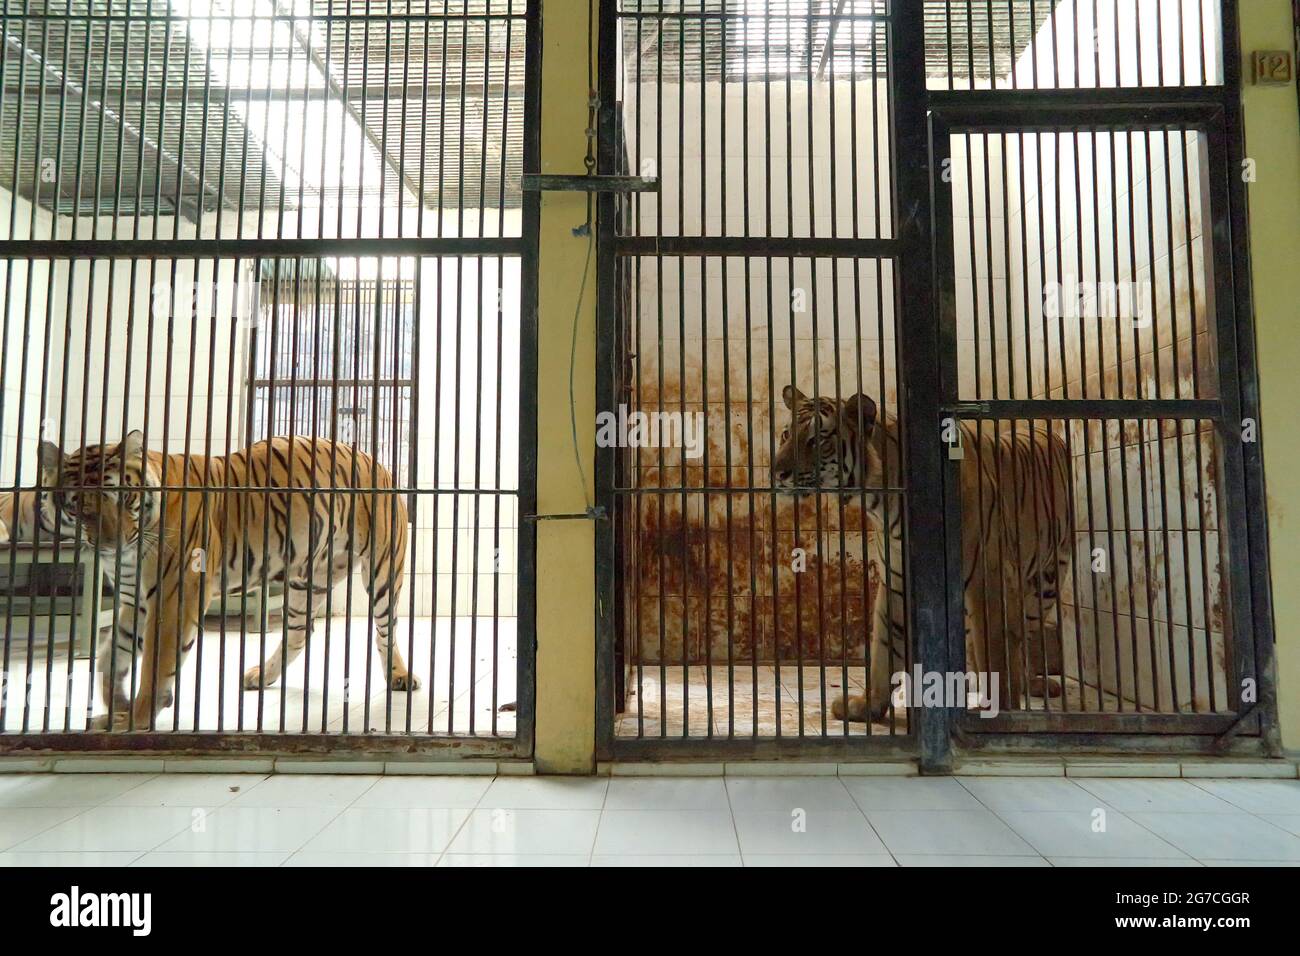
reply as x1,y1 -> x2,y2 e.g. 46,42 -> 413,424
119,429 -> 146,467
37,441 -> 62,485
782,385 -> 808,410
843,393 -> 878,433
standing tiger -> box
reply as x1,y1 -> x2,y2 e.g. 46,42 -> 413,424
38,431 -> 417,731
773,385 -> 1071,721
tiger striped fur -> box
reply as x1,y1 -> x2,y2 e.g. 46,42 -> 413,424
773,385 -> 1072,722
38,431 -> 416,731
2,479 -> 148,701
0,486 -> 76,544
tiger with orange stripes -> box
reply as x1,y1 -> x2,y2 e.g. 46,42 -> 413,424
38,431 -> 417,731
774,385 -> 1071,721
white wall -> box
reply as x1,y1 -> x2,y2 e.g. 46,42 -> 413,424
43,248 -> 254,461
624,79 -> 893,240
0,184 -> 59,488
408,248 -> 522,618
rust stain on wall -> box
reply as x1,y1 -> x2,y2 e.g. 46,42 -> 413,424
624,444 -> 878,665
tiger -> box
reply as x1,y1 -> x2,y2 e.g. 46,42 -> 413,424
0,485 -> 75,544
773,385 -> 1072,722
38,430 -> 418,731
9,448 -> 272,712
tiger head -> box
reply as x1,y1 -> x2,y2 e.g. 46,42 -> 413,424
773,386 -> 878,494
39,430 -> 160,553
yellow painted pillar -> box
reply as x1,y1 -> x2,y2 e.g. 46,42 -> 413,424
1238,1 -> 1300,754
532,0 -> 598,773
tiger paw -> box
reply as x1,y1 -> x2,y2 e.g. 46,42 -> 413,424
1030,675 -> 1064,699
389,672 -> 421,692
242,666 -> 269,691
90,712 -> 131,732
831,693 -> 870,723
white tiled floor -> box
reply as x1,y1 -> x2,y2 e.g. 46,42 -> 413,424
2,772 -> 1300,866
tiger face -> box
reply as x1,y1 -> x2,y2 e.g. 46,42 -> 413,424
773,385 -> 878,494
39,430 -> 160,554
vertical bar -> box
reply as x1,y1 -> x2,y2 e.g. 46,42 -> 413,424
764,1 -> 778,740
515,0 -> 541,755
701,0 -> 715,738
406,0 -> 433,739
38,0 -> 78,732
595,0 -> 619,754
718,5 -> 737,741
675,16 -> 689,737
1218,0 -> 1279,749
893,2 -> 949,770
876,10 -> 904,735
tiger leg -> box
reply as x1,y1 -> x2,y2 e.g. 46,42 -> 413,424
130,571 -> 210,730
365,503 -> 418,692
90,604 -> 140,731
243,573 -> 328,690
982,561 -> 1026,710
1023,557 -> 1067,701
369,573 -> 418,691
841,532 -> 904,723
964,582 -> 988,698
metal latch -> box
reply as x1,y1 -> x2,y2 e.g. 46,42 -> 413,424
945,401 -> 992,416
521,174 -> 659,194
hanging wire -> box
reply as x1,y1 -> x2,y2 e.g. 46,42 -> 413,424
566,0 -> 600,516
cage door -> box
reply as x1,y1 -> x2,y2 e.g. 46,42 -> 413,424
931,109 -> 1264,742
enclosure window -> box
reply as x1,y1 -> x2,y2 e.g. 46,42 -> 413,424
249,265 -> 417,490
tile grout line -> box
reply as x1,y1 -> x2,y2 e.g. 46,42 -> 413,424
1184,779 -> 1300,831
966,777 -> 1201,865
590,775 -> 614,860
436,773 -> 504,858
277,773 -> 390,866
135,805 -> 209,859
724,776 -> 743,861
256,774 -> 390,864
6,773 -> 166,853
1126,781 -> 1300,861
956,776 -> 1098,859
2,806 -> 89,853
834,773 -> 900,865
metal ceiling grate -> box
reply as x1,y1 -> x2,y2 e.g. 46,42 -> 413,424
924,0 -> 1060,83
0,0 -> 527,223
616,1 -> 1055,82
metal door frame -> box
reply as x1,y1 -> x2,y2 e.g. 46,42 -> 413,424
926,1 -> 1279,761
0,0 -> 542,761
594,0 -> 939,764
